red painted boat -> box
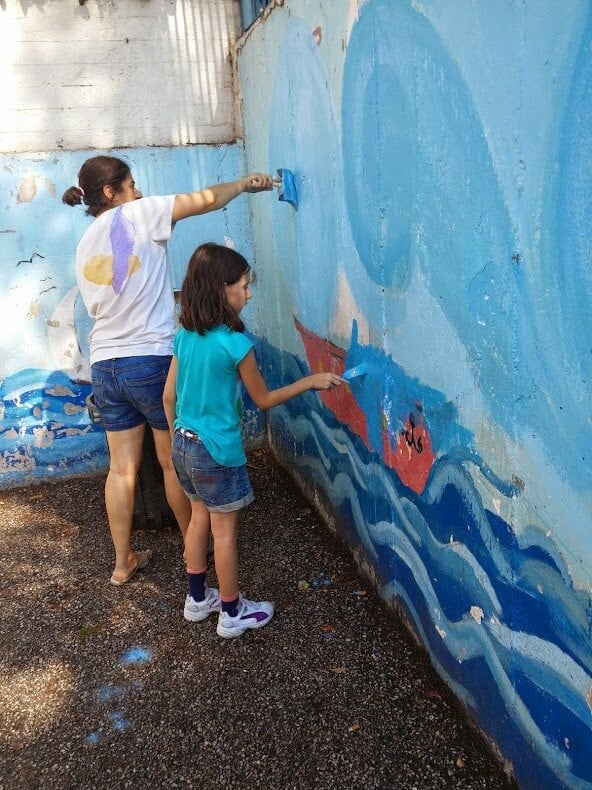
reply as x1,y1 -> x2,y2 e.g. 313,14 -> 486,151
294,317 -> 435,494
294,317 -> 371,450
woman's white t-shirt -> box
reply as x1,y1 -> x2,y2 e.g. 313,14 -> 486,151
76,195 -> 176,366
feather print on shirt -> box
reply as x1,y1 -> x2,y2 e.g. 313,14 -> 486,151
109,207 -> 136,294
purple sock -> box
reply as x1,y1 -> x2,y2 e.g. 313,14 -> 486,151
187,569 -> 207,602
221,596 -> 239,617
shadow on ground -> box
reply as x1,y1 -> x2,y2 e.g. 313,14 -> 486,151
0,449 -> 517,789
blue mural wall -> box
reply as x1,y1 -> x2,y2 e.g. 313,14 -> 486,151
0,144 -> 258,488
237,1 -> 592,787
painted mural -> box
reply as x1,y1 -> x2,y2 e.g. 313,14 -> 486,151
0,144 -> 257,488
238,1 -> 592,787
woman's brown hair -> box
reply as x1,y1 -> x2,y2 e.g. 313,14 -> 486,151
179,243 -> 250,335
61,155 -> 130,217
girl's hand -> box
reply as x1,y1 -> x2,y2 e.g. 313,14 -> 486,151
243,173 -> 274,192
308,372 -> 344,390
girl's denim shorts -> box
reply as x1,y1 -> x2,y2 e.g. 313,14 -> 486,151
172,428 -> 254,513
91,355 -> 171,432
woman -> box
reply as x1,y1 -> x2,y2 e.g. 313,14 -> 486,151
62,155 -> 272,586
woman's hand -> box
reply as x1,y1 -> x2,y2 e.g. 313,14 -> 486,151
243,173 -> 274,193
308,372 -> 344,390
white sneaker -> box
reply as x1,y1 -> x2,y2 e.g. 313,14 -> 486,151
216,596 -> 274,639
183,587 -> 221,622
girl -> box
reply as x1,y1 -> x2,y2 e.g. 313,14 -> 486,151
163,243 -> 343,638
62,156 -> 273,586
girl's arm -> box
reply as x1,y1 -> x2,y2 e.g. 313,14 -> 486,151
162,356 -> 179,436
172,173 -> 273,222
238,349 -> 343,411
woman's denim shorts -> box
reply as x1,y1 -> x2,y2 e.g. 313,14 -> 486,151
91,355 -> 172,432
172,428 -> 254,513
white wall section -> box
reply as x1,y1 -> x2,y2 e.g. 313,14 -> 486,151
0,0 -> 241,153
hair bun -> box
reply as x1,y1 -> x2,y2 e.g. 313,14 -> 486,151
61,185 -> 83,207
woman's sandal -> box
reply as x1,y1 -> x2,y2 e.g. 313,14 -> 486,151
109,549 -> 153,587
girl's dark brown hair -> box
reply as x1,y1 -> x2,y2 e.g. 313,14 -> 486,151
61,155 -> 130,217
179,243 -> 250,334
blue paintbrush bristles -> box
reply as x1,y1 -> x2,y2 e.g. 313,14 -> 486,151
276,168 -> 298,209
342,362 -> 369,380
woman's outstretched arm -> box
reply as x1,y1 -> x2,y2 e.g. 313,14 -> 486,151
172,173 -> 273,222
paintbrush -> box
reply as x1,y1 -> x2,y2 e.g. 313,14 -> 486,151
273,168 -> 298,209
342,362 -> 369,380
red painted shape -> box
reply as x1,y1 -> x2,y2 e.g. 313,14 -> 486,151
294,317 -> 371,449
382,413 -> 435,494
294,317 -> 436,493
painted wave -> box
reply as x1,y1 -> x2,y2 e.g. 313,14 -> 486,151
0,361 -> 263,490
257,340 -> 592,790
0,368 -> 108,488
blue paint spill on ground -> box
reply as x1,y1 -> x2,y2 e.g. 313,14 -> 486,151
120,647 -> 153,666
97,684 -> 125,704
109,711 -> 132,732
92,659 -> 149,740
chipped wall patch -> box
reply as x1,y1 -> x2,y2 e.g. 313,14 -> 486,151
33,427 -> 54,448
45,385 -> 75,397
0,447 -> 36,472
61,427 -> 92,437
64,403 -> 84,415
16,175 -> 37,204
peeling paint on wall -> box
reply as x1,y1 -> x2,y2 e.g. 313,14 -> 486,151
0,447 -> 35,472
16,175 -> 37,204
33,427 -> 54,449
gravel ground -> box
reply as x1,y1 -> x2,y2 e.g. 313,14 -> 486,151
0,448 -> 517,790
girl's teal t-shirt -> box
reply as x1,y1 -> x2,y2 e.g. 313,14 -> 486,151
173,325 -> 253,467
